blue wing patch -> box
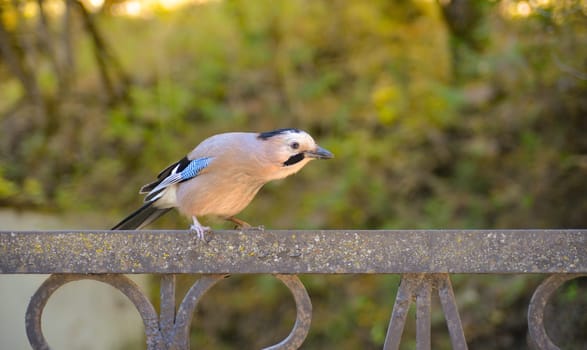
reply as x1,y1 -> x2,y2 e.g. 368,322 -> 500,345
145,157 -> 213,202
180,157 -> 212,181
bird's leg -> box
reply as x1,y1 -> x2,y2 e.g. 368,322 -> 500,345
227,216 -> 264,231
190,216 -> 211,240
227,216 -> 251,229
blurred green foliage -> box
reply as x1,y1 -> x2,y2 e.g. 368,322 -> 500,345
1,0 -> 587,349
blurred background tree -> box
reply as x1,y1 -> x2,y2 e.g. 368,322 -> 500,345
0,0 -> 586,349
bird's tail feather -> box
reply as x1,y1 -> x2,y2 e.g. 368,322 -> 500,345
112,201 -> 171,230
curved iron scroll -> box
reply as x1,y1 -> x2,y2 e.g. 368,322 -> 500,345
25,274 -> 164,350
25,273 -> 313,350
528,274 -> 587,350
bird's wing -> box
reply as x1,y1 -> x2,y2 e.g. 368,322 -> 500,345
141,156 -> 213,202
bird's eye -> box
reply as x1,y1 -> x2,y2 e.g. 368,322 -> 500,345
291,142 -> 300,150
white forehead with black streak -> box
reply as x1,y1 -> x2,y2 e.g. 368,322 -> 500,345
258,128 -> 316,167
257,128 -> 302,140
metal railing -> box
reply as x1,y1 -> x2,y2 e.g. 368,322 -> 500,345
1,229 -> 586,349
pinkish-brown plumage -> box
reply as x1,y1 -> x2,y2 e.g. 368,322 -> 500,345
112,129 -> 333,239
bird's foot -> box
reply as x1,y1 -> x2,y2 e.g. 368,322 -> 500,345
190,217 -> 211,241
190,224 -> 211,240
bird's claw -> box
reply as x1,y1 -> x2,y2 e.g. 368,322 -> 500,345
190,224 -> 211,241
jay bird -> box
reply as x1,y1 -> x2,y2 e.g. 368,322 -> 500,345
112,128 -> 333,239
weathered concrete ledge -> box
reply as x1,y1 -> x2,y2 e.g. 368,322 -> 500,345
0,230 -> 585,274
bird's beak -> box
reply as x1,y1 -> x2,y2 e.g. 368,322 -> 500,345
305,145 -> 334,160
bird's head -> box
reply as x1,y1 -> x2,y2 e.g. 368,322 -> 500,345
257,128 -> 333,179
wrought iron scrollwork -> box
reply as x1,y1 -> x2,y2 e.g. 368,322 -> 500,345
528,274 -> 587,350
25,272 -> 587,349
25,274 -> 164,350
25,273 -> 312,350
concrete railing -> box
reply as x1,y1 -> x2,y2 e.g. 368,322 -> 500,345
1,229 -> 586,349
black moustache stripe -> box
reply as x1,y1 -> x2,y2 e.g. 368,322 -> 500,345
283,153 -> 305,166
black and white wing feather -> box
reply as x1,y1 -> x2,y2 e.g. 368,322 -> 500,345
112,156 -> 213,230
141,156 -> 213,202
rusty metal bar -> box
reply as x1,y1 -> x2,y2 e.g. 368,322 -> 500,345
437,275 -> 468,350
383,276 -> 412,350
1,230 -> 586,274
159,274 -> 176,348
416,277 -> 432,350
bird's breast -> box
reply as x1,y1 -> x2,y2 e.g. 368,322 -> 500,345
175,172 -> 265,218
